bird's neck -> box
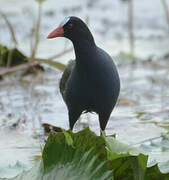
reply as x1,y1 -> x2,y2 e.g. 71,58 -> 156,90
72,39 -> 96,64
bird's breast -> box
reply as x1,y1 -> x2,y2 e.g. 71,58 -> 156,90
68,64 -> 117,98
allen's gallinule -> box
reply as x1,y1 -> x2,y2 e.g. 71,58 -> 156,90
47,16 -> 120,135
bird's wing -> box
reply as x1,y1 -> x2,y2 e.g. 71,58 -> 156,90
59,60 -> 75,99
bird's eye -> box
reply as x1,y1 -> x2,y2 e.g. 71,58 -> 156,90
67,23 -> 73,29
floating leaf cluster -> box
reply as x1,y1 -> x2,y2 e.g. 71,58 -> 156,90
2,128 -> 169,180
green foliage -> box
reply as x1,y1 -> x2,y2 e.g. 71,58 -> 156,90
105,136 -> 140,160
0,44 -> 66,71
43,144 -> 112,180
105,136 -> 147,180
42,128 -> 107,172
27,57 -> 66,71
6,129 -> 113,180
2,128 -> 169,180
0,45 -> 26,67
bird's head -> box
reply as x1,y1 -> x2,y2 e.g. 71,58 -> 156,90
47,16 -> 94,42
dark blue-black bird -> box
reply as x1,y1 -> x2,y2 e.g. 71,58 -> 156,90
47,16 -> 120,135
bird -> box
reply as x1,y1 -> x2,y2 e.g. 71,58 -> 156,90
47,16 -> 120,135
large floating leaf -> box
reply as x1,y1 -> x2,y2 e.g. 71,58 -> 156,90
105,136 -> 140,160
42,128 -> 107,173
7,151 -> 113,180
104,136 -> 147,180
4,129 -> 112,180
139,134 -> 169,174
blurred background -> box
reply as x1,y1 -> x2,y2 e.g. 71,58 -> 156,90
0,0 -> 169,178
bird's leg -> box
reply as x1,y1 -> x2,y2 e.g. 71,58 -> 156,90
100,130 -> 103,136
100,130 -> 106,137
98,112 -> 110,136
69,109 -> 82,130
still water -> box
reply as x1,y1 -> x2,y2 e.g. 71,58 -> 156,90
0,0 -> 169,178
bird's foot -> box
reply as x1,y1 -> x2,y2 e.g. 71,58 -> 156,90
100,130 -> 106,137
